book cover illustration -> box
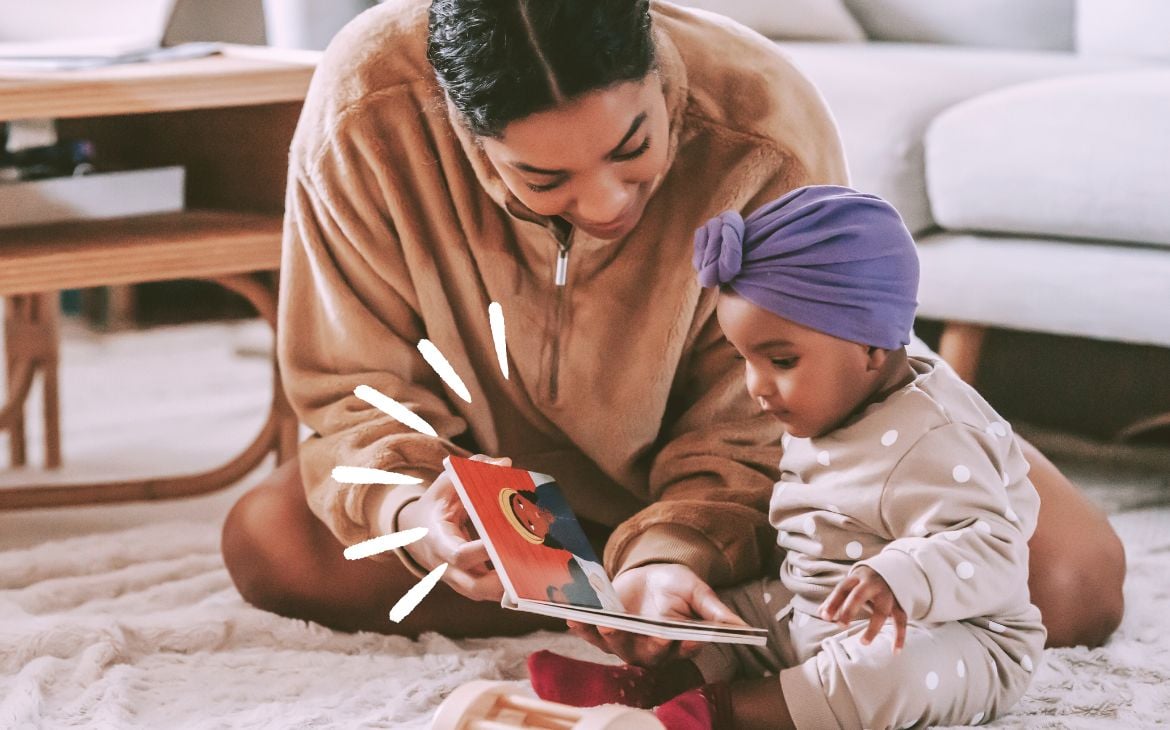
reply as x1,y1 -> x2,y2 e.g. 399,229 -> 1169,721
445,455 -> 624,612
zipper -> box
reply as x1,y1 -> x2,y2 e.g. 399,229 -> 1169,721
547,228 -> 573,402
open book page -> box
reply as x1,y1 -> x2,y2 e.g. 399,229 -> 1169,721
444,456 -> 768,646
504,597 -> 767,646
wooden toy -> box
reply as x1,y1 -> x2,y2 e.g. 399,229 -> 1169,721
432,680 -> 665,730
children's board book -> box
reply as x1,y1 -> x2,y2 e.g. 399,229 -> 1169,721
444,455 -> 767,646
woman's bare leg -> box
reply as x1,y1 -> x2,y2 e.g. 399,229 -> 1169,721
730,678 -> 795,730
1022,438 -> 1126,648
221,459 -> 564,636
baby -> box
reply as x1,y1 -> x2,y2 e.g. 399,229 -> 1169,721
526,186 -> 1046,730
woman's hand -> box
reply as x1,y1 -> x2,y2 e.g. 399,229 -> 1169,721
395,454 -> 510,602
818,565 -> 906,653
567,563 -> 747,667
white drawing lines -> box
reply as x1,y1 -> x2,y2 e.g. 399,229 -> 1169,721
344,527 -> 449,621
390,563 -> 448,623
488,302 -> 509,379
331,466 -> 424,486
418,339 -> 472,403
354,384 -> 438,437
339,327 -> 496,623
343,527 -> 428,560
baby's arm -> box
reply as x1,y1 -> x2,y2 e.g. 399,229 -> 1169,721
858,422 -> 1040,623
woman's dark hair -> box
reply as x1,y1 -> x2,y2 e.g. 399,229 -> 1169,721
427,0 -> 656,137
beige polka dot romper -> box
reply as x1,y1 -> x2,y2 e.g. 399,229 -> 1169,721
692,356 -> 1046,730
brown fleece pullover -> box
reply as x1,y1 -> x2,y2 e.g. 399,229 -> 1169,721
277,0 -> 848,586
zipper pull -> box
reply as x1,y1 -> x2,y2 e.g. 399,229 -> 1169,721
555,247 -> 569,287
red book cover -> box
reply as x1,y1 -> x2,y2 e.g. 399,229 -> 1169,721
445,455 -> 624,611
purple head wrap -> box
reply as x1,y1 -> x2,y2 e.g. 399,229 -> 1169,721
693,185 -> 920,350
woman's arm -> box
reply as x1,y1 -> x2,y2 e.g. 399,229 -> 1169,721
279,156 -> 468,549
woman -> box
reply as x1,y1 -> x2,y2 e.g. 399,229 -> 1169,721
221,0 -> 1124,660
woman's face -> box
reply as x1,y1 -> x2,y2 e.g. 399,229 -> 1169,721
479,75 -> 671,240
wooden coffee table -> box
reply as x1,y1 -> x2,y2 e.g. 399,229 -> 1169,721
0,45 -> 316,509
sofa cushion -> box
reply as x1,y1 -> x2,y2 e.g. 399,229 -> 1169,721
670,0 -> 864,42
926,69 -> 1170,247
916,233 -> 1170,348
775,42 -> 1134,235
843,0 -> 1075,51
1077,0 -> 1170,61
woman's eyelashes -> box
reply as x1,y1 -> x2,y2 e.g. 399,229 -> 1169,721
526,178 -> 564,193
522,138 -> 652,192
611,137 -> 651,162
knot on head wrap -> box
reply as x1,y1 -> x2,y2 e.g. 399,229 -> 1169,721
693,210 -> 746,287
693,185 -> 920,350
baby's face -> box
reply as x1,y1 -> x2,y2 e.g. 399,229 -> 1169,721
717,293 -> 885,439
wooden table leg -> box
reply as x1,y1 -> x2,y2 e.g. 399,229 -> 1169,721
0,273 -> 296,510
3,294 -> 61,469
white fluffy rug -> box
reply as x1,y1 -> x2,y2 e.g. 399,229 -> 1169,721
0,508 -> 1165,728
3,318 -> 1170,728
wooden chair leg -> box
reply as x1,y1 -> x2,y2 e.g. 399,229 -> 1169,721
937,322 -> 987,384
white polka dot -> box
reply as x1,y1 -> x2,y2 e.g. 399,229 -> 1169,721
764,592 -> 773,604
817,450 -> 831,466
763,671 -> 774,678
1005,506 -> 1019,523
956,561 -> 975,580
881,429 -> 899,447
975,520 -> 992,534
804,516 -> 817,535
1021,655 -> 1034,673
943,530 -> 962,542
826,504 -> 840,513
845,541 -> 863,559
988,621 -> 1006,633
989,421 -> 1008,437
952,465 -> 971,483
956,659 -> 966,678
972,711 -> 985,725
912,519 -> 930,537
798,612 -> 811,627
925,671 -> 939,690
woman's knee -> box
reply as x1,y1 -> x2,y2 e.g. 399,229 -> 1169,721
1032,529 -> 1125,648
221,474 -> 318,615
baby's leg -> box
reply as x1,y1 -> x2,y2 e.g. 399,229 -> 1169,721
690,576 -> 800,684
528,577 -> 796,716
776,615 -> 1043,729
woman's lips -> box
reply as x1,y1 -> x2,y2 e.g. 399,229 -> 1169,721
581,214 -> 635,238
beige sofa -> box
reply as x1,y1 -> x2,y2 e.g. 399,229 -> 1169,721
682,0 -> 1170,437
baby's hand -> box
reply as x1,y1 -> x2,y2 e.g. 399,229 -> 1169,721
817,565 -> 907,653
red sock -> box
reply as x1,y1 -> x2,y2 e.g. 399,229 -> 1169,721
655,684 -> 732,730
527,650 -> 704,709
